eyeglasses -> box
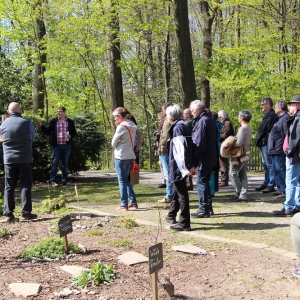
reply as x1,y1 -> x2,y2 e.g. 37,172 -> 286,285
260,103 -> 267,106
57,111 -> 63,113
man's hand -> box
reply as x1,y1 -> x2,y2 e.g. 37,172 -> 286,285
189,167 -> 197,176
36,120 -> 42,127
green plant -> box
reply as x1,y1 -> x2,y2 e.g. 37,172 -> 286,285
86,229 -> 105,237
20,237 -> 82,259
72,261 -> 115,288
97,238 -> 110,245
110,239 -> 134,248
0,226 -> 11,237
119,218 -> 138,229
41,194 -> 68,213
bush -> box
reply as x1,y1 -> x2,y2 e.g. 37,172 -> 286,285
20,237 -> 82,259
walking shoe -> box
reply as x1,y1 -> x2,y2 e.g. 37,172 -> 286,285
218,182 -> 228,187
262,186 -> 275,193
5,213 -> 16,222
165,216 -> 177,224
158,183 -> 166,188
292,265 -> 300,278
272,208 -> 295,216
128,204 -> 138,209
230,196 -> 247,202
170,224 -> 191,231
115,205 -> 128,211
51,182 -> 59,187
255,185 -> 267,191
158,197 -> 172,204
274,193 -> 285,198
273,191 -> 281,196
209,208 -> 214,216
22,213 -> 38,220
190,211 -> 210,218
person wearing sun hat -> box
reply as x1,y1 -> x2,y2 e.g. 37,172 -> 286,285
273,95 -> 300,216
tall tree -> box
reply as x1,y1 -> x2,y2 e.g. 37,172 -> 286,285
173,0 -> 197,107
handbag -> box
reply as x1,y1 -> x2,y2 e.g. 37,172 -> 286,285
123,124 -> 140,184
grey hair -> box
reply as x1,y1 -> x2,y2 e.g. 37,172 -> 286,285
166,104 -> 183,121
276,100 -> 287,111
239,109 -> 252,122
190,100 -> 205,111
218,110 -> 228,119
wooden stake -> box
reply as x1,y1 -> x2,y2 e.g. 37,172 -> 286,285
63,235 -> 69,254
151,272 -> 158,300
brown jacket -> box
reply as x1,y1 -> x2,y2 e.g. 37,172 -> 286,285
158,117 -> 170,154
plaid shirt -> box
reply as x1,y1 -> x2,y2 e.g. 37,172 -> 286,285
56,118 -> 69,144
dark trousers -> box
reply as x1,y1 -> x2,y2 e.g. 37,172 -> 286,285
3,163 -> 32,216
168,177 -> 190,227
219,156 -> 229,184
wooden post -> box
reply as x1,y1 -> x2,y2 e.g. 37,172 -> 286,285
63,235 -> 69,254
151,272 -> 158,300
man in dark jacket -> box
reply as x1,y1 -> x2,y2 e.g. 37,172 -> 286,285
255,97 -> 276,192
267,100 -> 289,198
164,105 -> 196,231
190,100 -> 218,218
1,102 -> 37,221
183,108 -> 193,190
37,107 -> 77,186
273,96 -> 300,216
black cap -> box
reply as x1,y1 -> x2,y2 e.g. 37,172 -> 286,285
287,95 -> 300,104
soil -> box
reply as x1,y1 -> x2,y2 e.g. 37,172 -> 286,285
0,175 -> 300,300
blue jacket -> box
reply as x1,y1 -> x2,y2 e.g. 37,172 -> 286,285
167,120 -> 194,183
267,112 -> 289,155
192,110 -> 218,171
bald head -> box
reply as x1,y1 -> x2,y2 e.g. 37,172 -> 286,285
7,102 -> 21,114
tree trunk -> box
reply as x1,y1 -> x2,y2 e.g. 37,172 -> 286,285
200,0 -> 215,108
173,0 -> 197,108
33,2 -> 47,117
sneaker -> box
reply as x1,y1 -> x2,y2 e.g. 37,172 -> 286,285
272,208 -> 295,216
115,205 -> 128,211
51,182 -> 59,187
275,193 -> 285,198
22,213 -> 38,220
273,191 -> 281,196
170,224 -> 191,231
128,204 -> 138,209
292,265 -> 300,278
261,186 -> 275,193
158,183 -> 166,188
190,211 -> 210,218
165,216 -> 177,224
255,185 -> 267,192
5,213 -> 16,222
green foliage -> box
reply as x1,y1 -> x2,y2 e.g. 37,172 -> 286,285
68,114 -> 106,174
0,226 -> 11,238
110,239 -> 134,248
20,237 -> 82,259
118,218 -> 138,229
86,229 -> 105,237
72,261 -> 115,288
41,194 -> 68,213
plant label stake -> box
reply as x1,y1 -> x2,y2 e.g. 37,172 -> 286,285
74,184 -> 81,220
58,215 -> 73,254
148,243 -> 163,300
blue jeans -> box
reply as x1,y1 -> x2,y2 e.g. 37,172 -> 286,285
161,152 -> 173,200
284,158 -> 300,211
260,146 -> 275,187
4,163 -> 32,215
229,160 -> 248,200
195,169 -> 212,214
114,158 -> 137,207
50,144 -> 71,184
271,154 -> 286,195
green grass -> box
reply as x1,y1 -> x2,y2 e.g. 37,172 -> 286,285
30,172 -> 294,253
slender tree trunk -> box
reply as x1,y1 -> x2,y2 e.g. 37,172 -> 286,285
33,2 -> 47,117
200,0 -> 215,108
173,0 -> 197,108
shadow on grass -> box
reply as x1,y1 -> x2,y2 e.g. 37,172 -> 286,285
190,222 -> 289,231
